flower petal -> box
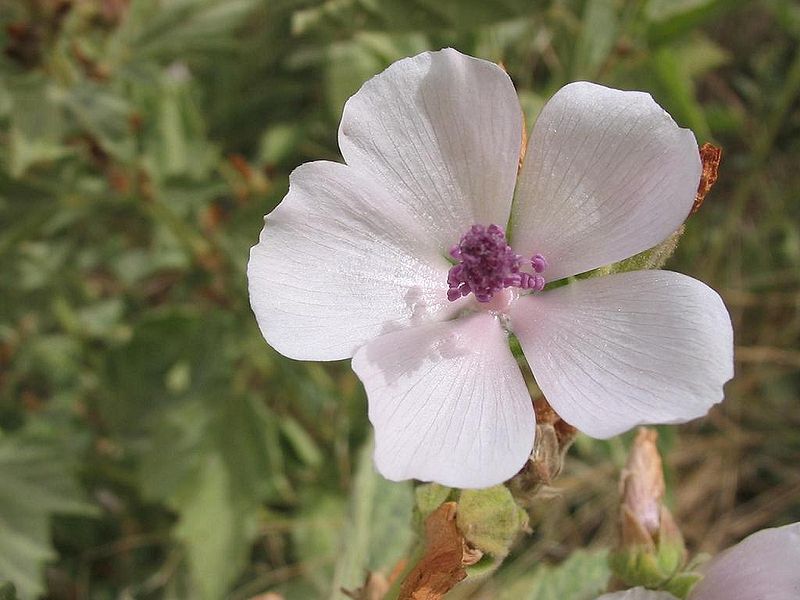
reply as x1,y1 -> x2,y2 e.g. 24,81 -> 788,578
510,82 -> 701,281
509,271 -> 733,438
339,48 -> 523,251
248,161 -> 452,361
596,589 -> 678,600
688,523 -> 800,600
352,313 -> 535,488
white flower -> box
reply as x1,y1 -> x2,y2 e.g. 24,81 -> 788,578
596,522 -> 800,600
248,48 -> 733,488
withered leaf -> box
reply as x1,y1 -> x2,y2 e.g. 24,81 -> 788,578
398,502 -> 469,600
692,143 -> 722,214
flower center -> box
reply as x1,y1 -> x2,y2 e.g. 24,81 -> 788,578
446,224 -> 547,303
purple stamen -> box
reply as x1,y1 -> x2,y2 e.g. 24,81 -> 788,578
531,254 -> 548,274
446,224 -> 548,303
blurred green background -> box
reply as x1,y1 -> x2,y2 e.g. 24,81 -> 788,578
1,0 -> 799,598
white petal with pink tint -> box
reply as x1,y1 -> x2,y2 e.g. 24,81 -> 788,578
248,161 -> 452,361
596,589 -> 678,600
509,270 -> 733,438
352,313 -> 535,489
511,82 -> 701,281
339,48 -> 523,251
688,523 -> 800,600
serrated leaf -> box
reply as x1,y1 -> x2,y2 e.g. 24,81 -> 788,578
329,438 -> 414,598
0,433 -> 96,599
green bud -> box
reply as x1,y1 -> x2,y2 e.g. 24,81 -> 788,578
609,547 -> 668,589
664,571 -> 703,599
655,509 -> 686,578
610,429 -> 688,591
464,553 -> 503,579
414,483 -> 451,520
456,485 -> 528,557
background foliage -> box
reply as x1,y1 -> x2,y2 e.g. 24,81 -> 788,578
1,0 -> 799,598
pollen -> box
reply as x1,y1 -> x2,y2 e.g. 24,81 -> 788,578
446,224 -> 547,302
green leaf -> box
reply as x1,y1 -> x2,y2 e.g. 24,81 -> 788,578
61,84 -> 137,162
279,416 -> 323,468
0,582 -> 19,600
293,0 -> 533,36
5,77 -> 71,178
650,47 -> 711,140
126,0 -> 263,60
140,395 -> 290,600
146,71 -> 220,181
324,39 -> 387,120
667,35 -> 730,78
646,0 -> 750,45
497,550 -> 611,600
171,452 -> 260,600
572,0 -> 619,79
291,495 -> 347,596
329,438 -> 414,598
103,310 -> 232,433
0,433 -> 96,599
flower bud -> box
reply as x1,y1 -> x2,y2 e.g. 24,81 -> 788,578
610,428 -> 687,589
456,485 -> 528,559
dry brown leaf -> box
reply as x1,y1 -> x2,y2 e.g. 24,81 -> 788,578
692,143 -> 722,214
398,502 -> 468,600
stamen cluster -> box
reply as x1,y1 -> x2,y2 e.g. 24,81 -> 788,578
446,224 -> 547,302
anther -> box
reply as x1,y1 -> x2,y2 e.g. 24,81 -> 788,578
446,224 -> 548,303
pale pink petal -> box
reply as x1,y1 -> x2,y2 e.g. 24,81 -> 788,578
339,48 -> 523,251
510,82 -> 701,281
688,523 -> 800,600
248,161 -> 453,361
509,271 -> 733,438
352,313 -> 535,488
596,589 -> 678,600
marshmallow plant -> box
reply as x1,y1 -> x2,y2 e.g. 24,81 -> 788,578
597,523 -> 800,600
248,48 -> 733,489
